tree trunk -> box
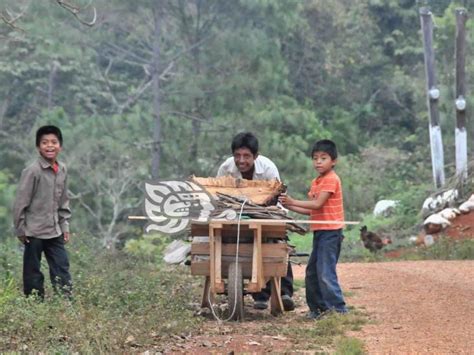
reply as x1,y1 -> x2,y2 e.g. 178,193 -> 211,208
190,2 -> 203,171
47,61 -> 59,111
151,3 -> 162,179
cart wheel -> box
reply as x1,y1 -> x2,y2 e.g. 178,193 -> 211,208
228,262 -> 244,321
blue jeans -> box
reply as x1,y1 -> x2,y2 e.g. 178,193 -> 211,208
306,229 -> 347,313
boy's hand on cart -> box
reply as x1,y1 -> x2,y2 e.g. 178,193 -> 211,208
278,193 -> 293,206
17,236 -> 29,244
63,232 -> 70,243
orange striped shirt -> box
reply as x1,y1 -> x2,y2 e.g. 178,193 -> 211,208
307,170 -> 344,231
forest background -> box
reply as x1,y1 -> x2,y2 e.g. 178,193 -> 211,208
0,0 -> 473,351
2,0 -> 473,248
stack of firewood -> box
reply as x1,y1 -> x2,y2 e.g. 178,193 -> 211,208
190,176 -> 307,234
212,192 -> 307,235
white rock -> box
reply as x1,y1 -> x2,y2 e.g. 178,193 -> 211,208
459,200 -> 474,213
422,189 -> 458,216
373,200 -> 399,217
163,240 -> 191,264
423,213 -> 451,228
439,208 -> 457,220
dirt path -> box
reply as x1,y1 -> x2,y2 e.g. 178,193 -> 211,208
170,261 -> 474,354
326,260 -> 474,354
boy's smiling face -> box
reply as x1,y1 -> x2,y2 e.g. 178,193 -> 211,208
37,133 -> 62,163
312,151 -> 335,175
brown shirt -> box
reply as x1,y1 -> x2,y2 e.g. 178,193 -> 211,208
13,156 -> 71,239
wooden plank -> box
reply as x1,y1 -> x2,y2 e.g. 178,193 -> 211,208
192,219 -> 359,225
201,276 -> 212,309
246,283 -> 260,293
214,227 -> 224,293
191,242 -> 289,258
191,261 -> 287,278
270,277 -> 284,316
191,176 -> 283,205
250,224 -> 259,286
257,225 -> 265,289
191,224 -> 209,236
209,224 -> 216,294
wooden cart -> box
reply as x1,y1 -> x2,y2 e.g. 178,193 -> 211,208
190,220 -> 290,321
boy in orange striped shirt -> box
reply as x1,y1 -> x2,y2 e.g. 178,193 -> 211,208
279,139 -> 347,319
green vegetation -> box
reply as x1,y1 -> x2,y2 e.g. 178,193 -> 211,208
2,0 -> 474,248
279,310 -> 368,352
0,238 -> 202,352
1,0 -> 474,352
335,336 -> 366,355
408,238 -> 474,260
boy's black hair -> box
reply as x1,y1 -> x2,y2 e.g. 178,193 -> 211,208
231,132 -> 259,156
311,139 -> 337,160
36,125 -> 63,147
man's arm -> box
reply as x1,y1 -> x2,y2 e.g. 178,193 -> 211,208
261,157 -> 280,180
216,163 -> 226,177
216,156 -> 234,177
13,168 -> 36,242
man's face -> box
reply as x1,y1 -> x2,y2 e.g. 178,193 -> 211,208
37,133 -> 62,163
233,147 -> 257,173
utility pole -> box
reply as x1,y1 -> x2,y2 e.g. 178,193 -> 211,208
455,8 -> 468,180
420,7 -> 445,188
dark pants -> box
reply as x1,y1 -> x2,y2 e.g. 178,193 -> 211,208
306,230 -> 347,313
252,261 -> 293,302
23,236 -> 72,298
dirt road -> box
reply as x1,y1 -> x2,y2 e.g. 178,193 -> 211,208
173,261 -> 474,354
326,260 -> 474,354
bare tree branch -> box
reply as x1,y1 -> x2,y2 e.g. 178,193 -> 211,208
0,4 -> 29,32
55,0 -> 97,27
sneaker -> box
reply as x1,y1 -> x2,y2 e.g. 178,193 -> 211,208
253,300 -> 268,310
305,310 -> 322,320
308,309 -> 347,320
281,295 -> 295,311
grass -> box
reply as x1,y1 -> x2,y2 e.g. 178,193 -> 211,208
289,231 -> 389,262
335,336 -> 366,355
0,236 -> 203,353
6,228 -> 470,353
402,238 -> 474,260
278,310 -> 368,352
290,224 -> 474,262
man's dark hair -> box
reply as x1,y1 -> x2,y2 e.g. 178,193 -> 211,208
311,139 -> 337,160
36,125 -> 63,147
231,132 -> 259,156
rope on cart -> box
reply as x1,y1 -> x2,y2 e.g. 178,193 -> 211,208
208,198 -> 248,323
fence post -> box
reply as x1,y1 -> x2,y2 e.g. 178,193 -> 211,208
420,7 -> 445,188
455,8 -> 468,180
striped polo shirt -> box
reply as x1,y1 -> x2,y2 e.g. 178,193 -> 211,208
307,170 -> 344,231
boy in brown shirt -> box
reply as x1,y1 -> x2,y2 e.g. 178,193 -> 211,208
13,125 -> 72,298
